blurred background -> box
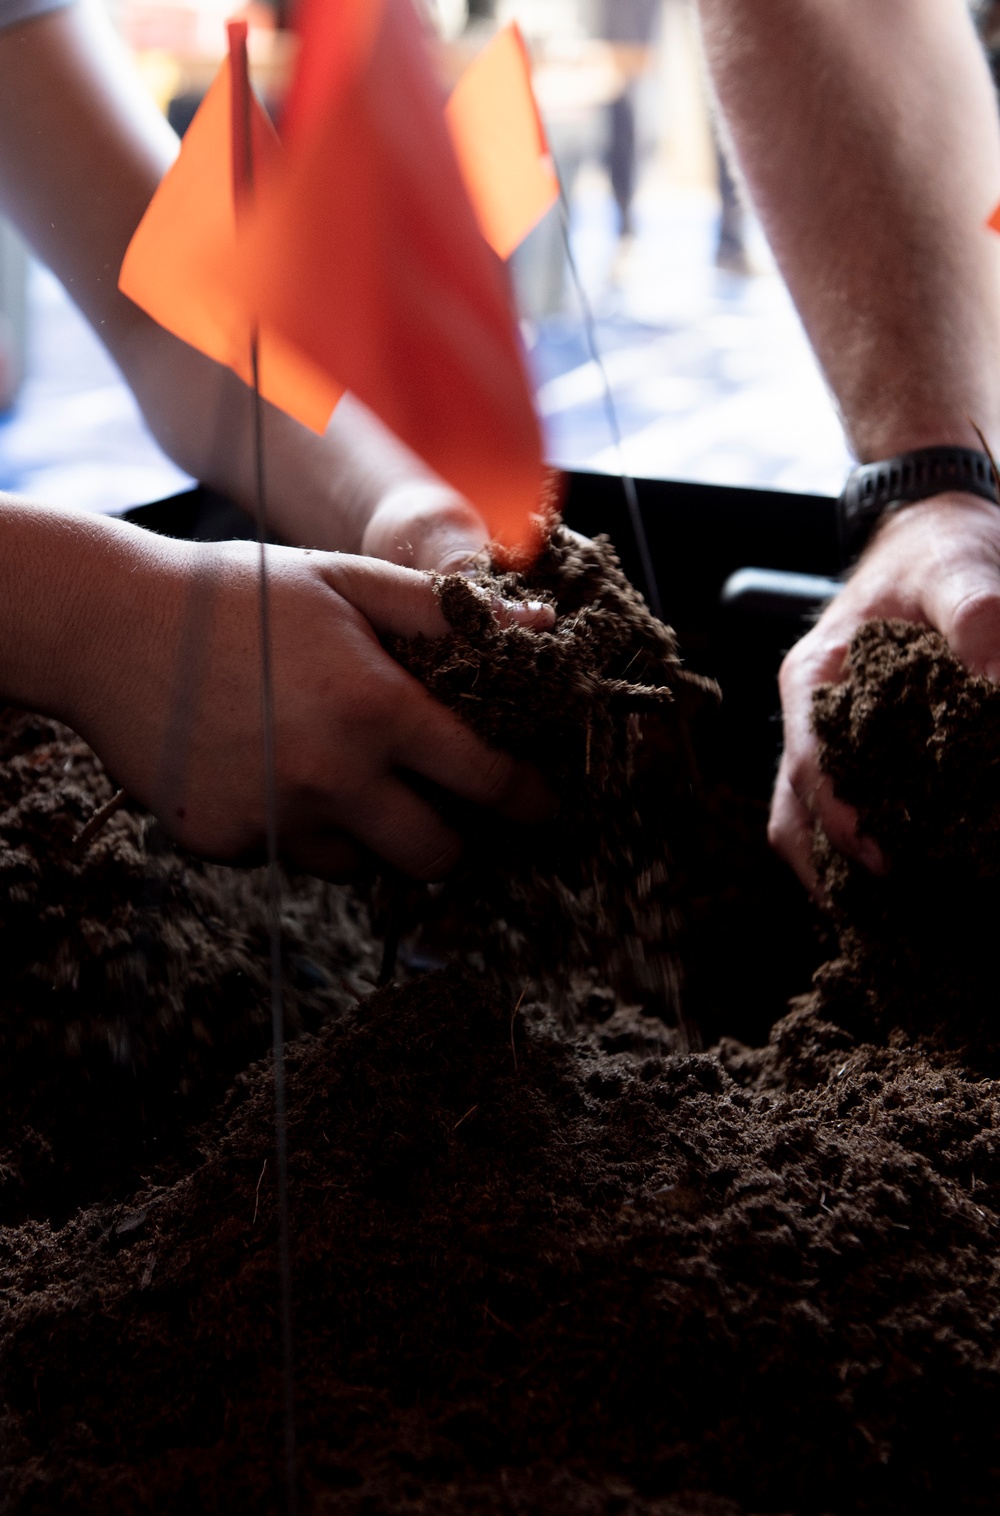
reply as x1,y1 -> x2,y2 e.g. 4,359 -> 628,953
0,0 -> 858,516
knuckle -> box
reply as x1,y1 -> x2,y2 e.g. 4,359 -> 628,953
777,637 -> 814,701
945,587 -> 1000,649
784,751 -> 815,807
766,810 -> 786,856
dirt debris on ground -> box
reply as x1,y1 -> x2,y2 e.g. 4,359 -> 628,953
0,583 -> 995,1511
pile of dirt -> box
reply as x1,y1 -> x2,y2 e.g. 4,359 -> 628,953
0,711 -> 377,1223
0,579 -> 998,1513
2,976 -> 999,1515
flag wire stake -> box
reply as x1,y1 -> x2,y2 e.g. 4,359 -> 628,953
251,331 -> 297,1516
554,180 -> 663,620
229,22 -> 298,1513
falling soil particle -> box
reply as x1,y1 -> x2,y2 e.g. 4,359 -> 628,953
0,574 -> 996,1512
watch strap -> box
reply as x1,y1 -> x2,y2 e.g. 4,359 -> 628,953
837,445 -> 999,566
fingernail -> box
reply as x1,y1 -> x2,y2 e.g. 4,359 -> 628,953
491,596 -> 555,629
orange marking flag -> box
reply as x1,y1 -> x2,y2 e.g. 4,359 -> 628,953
238,0 -> 546,558
118,52 -> 342,435
446,22 -> 559,261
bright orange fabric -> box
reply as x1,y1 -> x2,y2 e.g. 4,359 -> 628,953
238,0 -> 546,558
118,55 -> 342,435
446,23 -> 559,261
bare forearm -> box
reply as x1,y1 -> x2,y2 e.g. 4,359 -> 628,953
0,1 -> 442,553
0,498 -> 185,729
130,336 -> 446,553
698,0 -> 1000,459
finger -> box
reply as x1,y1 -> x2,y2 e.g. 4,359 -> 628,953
778,628 -> 851,774
778,628 -> 886,875
768,753 -> 820,895
810,774 -> 886,874
321,555 -> 556,641
389,683 -> 555,822
923,569 -> 1000,681
350,775 -> 464,880
487,593 -> 555,631
319,555 -> 452,640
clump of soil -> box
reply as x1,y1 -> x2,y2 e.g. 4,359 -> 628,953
812,618 -> 1000,1063
384,525 -> 719,1026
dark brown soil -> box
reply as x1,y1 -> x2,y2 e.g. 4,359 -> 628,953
0,712 -> 377,1223
0,589 -> 996,1513
813,618 -> 1000,1065
383,527 -> 719,1028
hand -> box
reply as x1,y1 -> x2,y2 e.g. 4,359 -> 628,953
360,478 -> 557,632
64,532 -> 554,880
770,491 -> 1000,892
361,479 -> 491,574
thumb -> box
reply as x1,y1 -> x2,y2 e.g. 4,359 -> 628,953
321,554 -> 556,641
320,555 -> 451,640
924,566 -> 1000,680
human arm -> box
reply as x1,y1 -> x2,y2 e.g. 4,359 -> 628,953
0,0 -> 487,571
697,0 -> 1000,889
0,499 -> 551,877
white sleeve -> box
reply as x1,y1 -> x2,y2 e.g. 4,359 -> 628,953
0,0 -> 73,30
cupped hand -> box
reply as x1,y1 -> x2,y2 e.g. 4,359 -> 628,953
361,479 -> 492,575
68,533 -> 555,881
360,478 -> 555,632
770,491 -> 1000,892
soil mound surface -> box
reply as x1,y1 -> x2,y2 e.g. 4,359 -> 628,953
3,976 -> 998,1515
0,595 -> 996,1513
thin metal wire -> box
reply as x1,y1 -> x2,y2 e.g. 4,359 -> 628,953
554,184 -> 663,621
229,24 -> 298,1506
250,333 -> 298,1516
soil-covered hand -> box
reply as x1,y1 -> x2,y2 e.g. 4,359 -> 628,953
771,491 -> 1000,892
55,528 -> 554,880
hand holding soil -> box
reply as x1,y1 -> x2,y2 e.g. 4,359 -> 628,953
771,489 -> 1000,891
32,519 -> 553,880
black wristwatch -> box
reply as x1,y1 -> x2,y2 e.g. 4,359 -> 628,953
836,445 -> 1000,567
